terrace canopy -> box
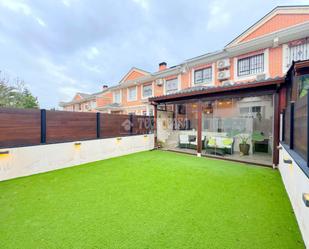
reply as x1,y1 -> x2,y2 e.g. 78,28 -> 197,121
150,77 -> 285,166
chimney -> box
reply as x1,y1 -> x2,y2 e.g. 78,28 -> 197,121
159,62 -> 167,71
102,85 -> 108,90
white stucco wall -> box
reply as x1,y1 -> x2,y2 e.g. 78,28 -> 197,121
0,134 -> 154,181
279,144 -> 309,248
157,110 -> 173,143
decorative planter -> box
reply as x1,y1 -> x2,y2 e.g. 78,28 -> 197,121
239,143 -> 250,155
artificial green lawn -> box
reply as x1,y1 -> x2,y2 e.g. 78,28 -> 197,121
0,151 -> 304,249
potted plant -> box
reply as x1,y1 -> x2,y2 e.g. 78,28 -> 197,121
228,130 -> 266,156
239,134 -> 250,156
156,140 -> 164,149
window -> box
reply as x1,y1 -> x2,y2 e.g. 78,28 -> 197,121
285,39 -> 309,69
114,91 -> 121,103
90,101 -> 96,109
252,106 -> 261,113
165,78 -> 178,94
297,74 -> 309,98
239,107 -> 250,115
194,67 -> 212,84
128,87 -> 137,101
178,104 -> 186,115
237,54 -> 264,76
240,106 -> 262,118
142,84 -> 153,98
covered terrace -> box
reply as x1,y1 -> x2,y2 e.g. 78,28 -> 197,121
150,77 -> 285,166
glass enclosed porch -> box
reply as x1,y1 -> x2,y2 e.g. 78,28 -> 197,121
156,94 -> 274,166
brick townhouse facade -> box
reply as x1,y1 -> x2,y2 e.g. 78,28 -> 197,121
60,5 -> 309,115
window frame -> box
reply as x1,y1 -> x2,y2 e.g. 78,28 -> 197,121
127,86 -> 137,102
194,67 -> 212,84
286,39 -> 309,70
113,90 -> 121,104
165,77 -> 179,94
237,53 -> 264,77
142,84 -> 153,99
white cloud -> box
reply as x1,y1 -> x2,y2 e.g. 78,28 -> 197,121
62,0 -> 79,7
58,86 -> 80,100
35,17 -> 47,27
37,57 -> 77,86
86,46 -> 100,60
132,0 -> 150,11
0,0 -> 47,28
206,0 -> 231,31
0,0 -> 32,15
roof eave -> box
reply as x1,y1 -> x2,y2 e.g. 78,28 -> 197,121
150,78 -> 284,103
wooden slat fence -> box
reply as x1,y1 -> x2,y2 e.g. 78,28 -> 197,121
100,113 -> 131,138
0,108 -> 41,148
0,108 -> 153,148
294,96 -> 308,161
46,111 -> 97,143
282,93 -> 309,165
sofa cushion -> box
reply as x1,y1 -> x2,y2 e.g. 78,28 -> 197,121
215,137 -> 225,148
190,140 -> 197,145
207,136 -> 233,149
223,138 -> 233,146
208,137 -> 216,147
189,135 -> 196,142
179,135 -> 189,144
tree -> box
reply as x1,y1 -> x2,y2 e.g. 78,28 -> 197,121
0,71 -> 39,109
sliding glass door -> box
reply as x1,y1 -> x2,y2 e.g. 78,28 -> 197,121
202,95 -> 274,165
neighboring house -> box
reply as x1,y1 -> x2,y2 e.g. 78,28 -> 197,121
96,67 -> 154,115
60,86 -> 113,112
61,5 -> 309,115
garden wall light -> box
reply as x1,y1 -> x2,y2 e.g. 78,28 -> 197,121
116,137 -> 122,144
74,142 -> 82,149
283,157 -> 292,165
303,193 -> 309,207
0,150 -> 10,158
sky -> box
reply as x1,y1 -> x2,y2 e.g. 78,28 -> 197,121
0,0 -> 307,108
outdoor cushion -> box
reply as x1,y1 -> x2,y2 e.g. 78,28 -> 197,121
191,140 -> 197,145
223,138 -> 233,146
179,135 -> 189,143
214,137 -> 225,148
207,136 -> 233,149
208,137 -> 216,147
189,135 -> 196,142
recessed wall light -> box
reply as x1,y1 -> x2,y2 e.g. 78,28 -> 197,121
303,193 -> 309,207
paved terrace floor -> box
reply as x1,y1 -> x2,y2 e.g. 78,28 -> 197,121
0,151 -> 304,249
163,146 -> 273,166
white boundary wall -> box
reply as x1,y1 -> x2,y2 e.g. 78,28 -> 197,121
279,144 -> 309,248
0,134 -> 154,181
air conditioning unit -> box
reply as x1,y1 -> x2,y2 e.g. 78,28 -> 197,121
256,73 -> 266,81
155,78 -> 164,86
217,70 -> 230,81
217,58 -> 230,69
